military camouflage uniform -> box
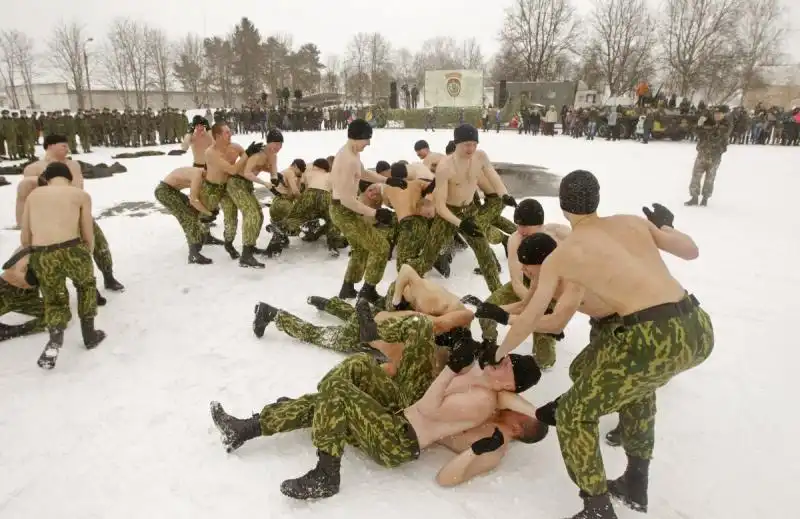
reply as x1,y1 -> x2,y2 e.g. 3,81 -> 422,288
330,202 -> 390,286
0,277 -> 45,336
282,188 -> 343,249
154,182 -> 205,246
690,119 -> 729,200
224,176 -> 264,247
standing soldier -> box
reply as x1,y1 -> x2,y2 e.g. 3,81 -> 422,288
62,109 -> 78,154
686,105 -> 730,207
17,110 -> 34,158
0,109 -> 8,157
6,112 -> 19,159
20,162 -> 107,369
76,109 -> 92,153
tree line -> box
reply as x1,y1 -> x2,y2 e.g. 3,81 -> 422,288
0,0 -> 790,111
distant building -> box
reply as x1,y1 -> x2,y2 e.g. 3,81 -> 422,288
742,65 -> 800,109
496,81 -> 578,110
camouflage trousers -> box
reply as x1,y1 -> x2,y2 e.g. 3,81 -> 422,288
409,203 -> 501,292
154,182 -> 204,245
259,316 -> 436,465
29,243 -> 97,329
394,215 -> 429,271
476,196 -> 515,245
268,194 -> 294,227
0,278 -> 45,333
479,281 -> 557,369
198,180 -> 227,230
486,216 -> 517,245
689,153 -> 722,198
283,188 -> 342,248
92,221 -> 113,274
556,297 -> 715,496
330,202 -> 390,285
222,176 -> 263,246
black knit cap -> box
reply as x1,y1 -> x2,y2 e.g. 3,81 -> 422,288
348,118 -> 373,140
514,199 -> 545,226
43,134 -> 67,149
517,233 -> 557,265
375,161 -> 390,174
453,124 -> 478,145
510,354 -> 541,392
559,170 -> 600,215
414,139 -> 429,151
191,115 -> 210,128
390,162 -> 408,179
42,162 -> 73,183
445,140 -> 456,155
266,129 -> 284,143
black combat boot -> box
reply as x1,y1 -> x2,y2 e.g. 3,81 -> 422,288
253,302 -> 278,338
223,241 -> 240,260
307,296 -> 330,311
210,401 -> 262,452
358,283 -> 381,304
102,271 -> 125,292
280,450 -> 342,500
328,246 -> 340,258
684,195 -> 699,206
338,282 -> 357,299
355,298 -> 378,343
188,244 -> 213,265
0,320 -> 42,342
607,455 -> 650,512
433,253 -> 452,278
700,196 -> 709,206
605,422 -> 622,447
239,246 -> 265,269
96,289 -> 107,306
262,234 -> 284,258
567,492 -> 618,519
203,233 -> 225,246
37,328 -> 64,369
81,317 -> 107,349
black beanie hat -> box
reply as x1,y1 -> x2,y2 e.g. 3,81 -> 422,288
348,119 -> 373,140
559,170 -> 600,215
445,140 -> 456,155
390,162 -> 408,179
291,158 -> 306,172
43,134 -> 67,149
453,124 -> 478,145
510,354 -> 541,392
517,233 -> 557,265
191,115 -> 210,128
514,199 -> 545,226
312,158 -> 330,172
266,129 -> 284,143
42,162 -> 73,183
414,139 -> 429,151
375,160 -> 390,174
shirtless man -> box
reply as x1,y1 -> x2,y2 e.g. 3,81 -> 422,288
265,158 -> 307,256
0,248 -> 45,341
414,139 -> 445,172
409,124 -> 509,293
477,199 -> 570,369
210,313 -> 542,500
330,119 -> 406,302
20,135 -> 125,293
485,170 -> 714,519
154,166 -> 215,265
202,123 -> 264,263
180,116 -> 213,168
20,163 -> 106,369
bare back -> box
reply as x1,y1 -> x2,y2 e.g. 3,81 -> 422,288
24,186 -> 89,246
183,133 -> 213,165
384,179 -> 427,220
422,152 -> 444,172
555,215 -> 686,315
23,159 -> 84,188
408,163 -> 435,181
163,167 -> 204,190
305,167 -> 331,191
405,278 -> 465,315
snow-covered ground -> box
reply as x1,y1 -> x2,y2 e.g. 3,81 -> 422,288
0,130 -> 796,519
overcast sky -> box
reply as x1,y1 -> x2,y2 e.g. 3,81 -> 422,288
2,0 -> 798,65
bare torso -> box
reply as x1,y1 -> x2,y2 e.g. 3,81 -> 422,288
556,215 -> 687,315
405,278 -> 465,315
205,143 -> 242,184
330,145 -> 362,202
162,167 -> 204,190
25,186 -> 88,246
408,162 -> 435,181
384,179 -> 428,220
183,133 -> 213,165
437,152 -> 484,206
18,159 -> 85,226
304,167 -> 332,191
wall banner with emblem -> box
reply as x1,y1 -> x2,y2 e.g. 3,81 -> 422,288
424,69 -> 484,108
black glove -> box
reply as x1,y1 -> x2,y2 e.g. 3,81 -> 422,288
535,398 -> 560,427
458,217 -> 483,238
475,302 -> 509,325
385,177 -> 407,189
471,427 -> 505,455
356,298 -> 378,343
447,337 -> 481,373
420,179 -> 436,196
375,207 -> 394,226
394,297 -> 411,311
24,267 -> 38,287
478,340 -> 501,369
460,294 -> 483,307
245,141 -> 264,157
271,173 -> 284,187
642,203 -> 674,229
501,194 -> 518,207
269,187 -> 281,197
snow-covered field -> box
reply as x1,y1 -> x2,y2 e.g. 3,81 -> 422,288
0,130 -> 796,519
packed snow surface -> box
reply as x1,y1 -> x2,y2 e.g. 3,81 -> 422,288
0,129 -> 797,519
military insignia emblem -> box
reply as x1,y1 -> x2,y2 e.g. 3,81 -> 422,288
445,72 -> 462,98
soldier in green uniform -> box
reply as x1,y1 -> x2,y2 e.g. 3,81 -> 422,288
0,109 -> 8,157
0,247 -> 45,342
685,105 -> 730,207
61,109 -> 78,154
5,111 -> 19,159
17,110 -> 34,158
76,109 -> 91,153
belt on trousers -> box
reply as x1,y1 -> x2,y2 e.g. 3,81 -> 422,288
192,162 -> 207,170
29,238 -> 83,253
331,199 -> 342,206
589,313 -> 621,328
621,294 -> 700,327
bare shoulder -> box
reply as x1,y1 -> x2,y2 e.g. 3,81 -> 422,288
66,159 -> 83,173
475,149 -> 491,163
436,156 -> 455,178
231,143 -> 245,153
507,231 -> 522,251
22,161 -> 45,177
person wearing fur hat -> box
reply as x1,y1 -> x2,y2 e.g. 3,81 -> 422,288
330,119 -> 407,303
20,162 -> 107,369
181,115 -> 213,169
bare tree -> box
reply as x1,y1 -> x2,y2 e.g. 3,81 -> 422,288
47,22 -> 90,109
411,37 -> 462,85
146,28 -> 173,107
499,0 -> 580,82
733,0 -> 788,101
345,33 -> 371,104
459,38 -> 485,70
660,0 -> 744,97
324,54 -> 340,93
173,34 -> 205,106
100,32 -> 132,107
15,32 -> 38,109
588,0 -> 656,96
0,31 -> 21,108
366,33 -> 392,103
106,18 -> 151,109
